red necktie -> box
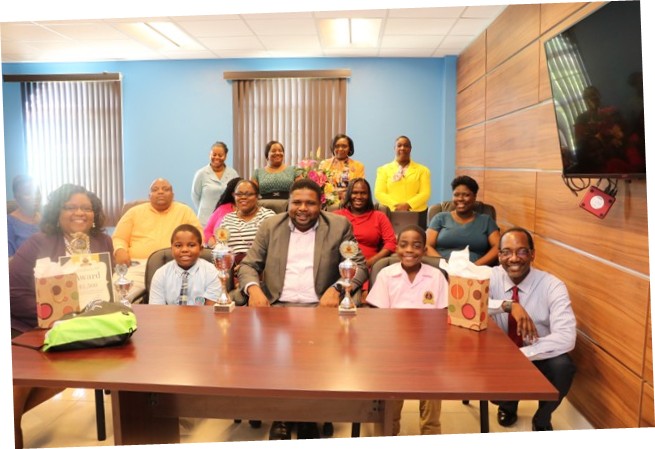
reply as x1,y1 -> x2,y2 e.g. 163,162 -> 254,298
507,286 -> 523,347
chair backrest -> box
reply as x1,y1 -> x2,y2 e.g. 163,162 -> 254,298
119,199 -> 148,220
258,199 -> 288,214
369,255 -> 446,289
324,202 -> 390,218
427,201 -> 497,225
143,247 -> 217,304
389,211 -> 423,235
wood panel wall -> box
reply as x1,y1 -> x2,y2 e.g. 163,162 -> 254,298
455,2 -> 652,429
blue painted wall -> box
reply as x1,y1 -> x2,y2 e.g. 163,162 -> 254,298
3,56 -> 457,208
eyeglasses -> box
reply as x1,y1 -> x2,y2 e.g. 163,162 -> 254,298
233,192 -> 257,198
499,248 -> 532,259
61,205 -> 94,213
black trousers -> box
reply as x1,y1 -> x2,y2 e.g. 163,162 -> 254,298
497,353 -> 576,426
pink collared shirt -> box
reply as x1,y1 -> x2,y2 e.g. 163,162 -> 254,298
278,222 -> 319,304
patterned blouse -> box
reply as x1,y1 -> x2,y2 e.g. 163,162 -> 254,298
252,166 -> 297,198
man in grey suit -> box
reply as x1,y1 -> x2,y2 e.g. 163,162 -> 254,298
239,178 -> 367,308
238,178 -> 367,440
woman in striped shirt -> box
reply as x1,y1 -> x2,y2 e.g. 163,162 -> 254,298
220,179 -> 275,268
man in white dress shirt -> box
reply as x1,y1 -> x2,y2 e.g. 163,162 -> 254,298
490,227 -> 577,431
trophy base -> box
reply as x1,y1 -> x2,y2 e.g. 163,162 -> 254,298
338,305 -> 357,315
214,301 -> 236,313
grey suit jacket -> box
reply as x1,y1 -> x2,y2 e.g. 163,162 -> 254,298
238,211 -> 368,305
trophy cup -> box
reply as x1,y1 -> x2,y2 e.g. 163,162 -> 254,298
338,241 -> 359,315
113,264 -> 133,307
69,232 -> 90,254
212,228 -> 236,313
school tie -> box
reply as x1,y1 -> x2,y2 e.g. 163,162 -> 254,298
507,285 -> 523,347
178,271 -> 189,305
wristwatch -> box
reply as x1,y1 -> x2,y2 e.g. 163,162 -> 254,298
502,300 -> 513,313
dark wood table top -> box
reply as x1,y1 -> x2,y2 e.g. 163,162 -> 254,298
12,305 -> 558,401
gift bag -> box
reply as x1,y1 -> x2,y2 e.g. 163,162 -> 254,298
439,247 -> 492,332
446,275 -> 489,331
35,272 -> 80,329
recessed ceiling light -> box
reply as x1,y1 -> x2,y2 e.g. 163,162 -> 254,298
318,18 -> 381,48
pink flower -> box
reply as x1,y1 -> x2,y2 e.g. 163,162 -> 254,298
308,170 -> 327,186
298,159 -> 316,169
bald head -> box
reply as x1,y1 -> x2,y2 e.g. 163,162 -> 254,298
149,178 -> 174,212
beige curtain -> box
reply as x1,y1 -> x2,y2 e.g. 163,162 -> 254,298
229,71 -> 349,179
16,74 -> 124,225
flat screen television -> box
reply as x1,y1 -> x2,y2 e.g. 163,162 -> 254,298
544,1 -> 645,179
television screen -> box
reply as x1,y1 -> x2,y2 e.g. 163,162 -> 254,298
544,1 -> 645,179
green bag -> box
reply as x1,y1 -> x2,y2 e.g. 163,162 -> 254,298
43,300 -> 137,352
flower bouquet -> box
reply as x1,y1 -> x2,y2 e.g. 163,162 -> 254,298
296,147 -> 339,206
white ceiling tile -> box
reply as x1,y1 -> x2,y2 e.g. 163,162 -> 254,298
1,6 -> 508,61
175,19 -> 252,37
245,18 -> 318,36
378,48 -> 435,57
215,49 -> 272,58
1,23 -> 70,41
388,7 -> 465,18
384,18 -> 455,35
262,36 -> 321,51
322,48 -> 380,57
198,36 -> 264,51
314,10 -> 388,19
43,23 -> 131,40
242,12 -> 313,20
381,35 -> 444,49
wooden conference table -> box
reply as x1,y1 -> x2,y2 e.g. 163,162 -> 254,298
12,305 -> 558,445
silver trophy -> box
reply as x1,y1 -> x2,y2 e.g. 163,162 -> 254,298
212,228 -> 236,313
338,241 -> 359,315
113,263 -> 133,307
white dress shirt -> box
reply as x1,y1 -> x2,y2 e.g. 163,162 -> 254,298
489,265 -> 576,361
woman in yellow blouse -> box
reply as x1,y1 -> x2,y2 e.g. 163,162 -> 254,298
374,135 -> 431,213
318,134 -> 365,201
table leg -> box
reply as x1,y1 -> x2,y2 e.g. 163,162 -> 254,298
479,400 -> 489,433
94,389 -> 106,441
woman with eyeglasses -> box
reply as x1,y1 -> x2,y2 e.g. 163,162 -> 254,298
318,134 -> 365,200
426,175 -> 500,266
9,183 -> 114,449
220,180 -> 275,266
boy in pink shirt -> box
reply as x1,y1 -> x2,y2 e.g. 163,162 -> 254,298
367,224 -> 448,435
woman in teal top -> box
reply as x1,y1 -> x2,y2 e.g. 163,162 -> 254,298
251,140 -> 297,199
426,175 -> 500,266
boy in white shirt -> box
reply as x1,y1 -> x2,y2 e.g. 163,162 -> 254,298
149,224 -> 221,305
367,224 -> 448,435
